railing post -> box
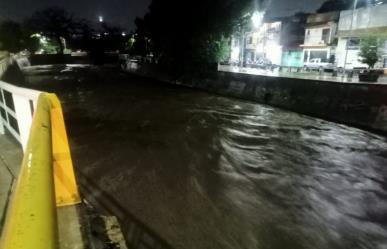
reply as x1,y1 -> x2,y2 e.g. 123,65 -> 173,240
13,95 -> 33,151
0,114 -> 4,135
0,89 -> 5,135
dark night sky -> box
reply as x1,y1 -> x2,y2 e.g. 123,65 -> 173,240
0,0 -> 327,31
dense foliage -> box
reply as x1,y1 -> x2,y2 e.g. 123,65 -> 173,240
25,7 -> 77,54
135,0 -> 256,75
358,37 -> 383,69
0,20 -> 39,53
0,7 -> 128,56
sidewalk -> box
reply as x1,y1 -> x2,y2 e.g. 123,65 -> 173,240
0,133 -> 23,226
219,65 -> 387,84
0,134 -> 86,249
0,133 -> 127,249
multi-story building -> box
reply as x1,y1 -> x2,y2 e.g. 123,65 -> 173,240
300,11 -> 339,65
244,21 -> 283,65
228,13 -> 307,67
336,3 -> 387,69
280,13 -> 308,67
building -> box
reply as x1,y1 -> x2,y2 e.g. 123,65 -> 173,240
301,11 -> 340,66
243,21 -> 283,65
229,13 -> 307,67
336,3 -> 387,69
280,13 -> 308,67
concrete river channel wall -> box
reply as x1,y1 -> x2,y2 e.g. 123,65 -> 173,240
133,64 -> 387,134
5,54 -> 387,134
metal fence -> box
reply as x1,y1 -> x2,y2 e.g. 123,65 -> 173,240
0,80 -> 41,150
0,53 -> 40,149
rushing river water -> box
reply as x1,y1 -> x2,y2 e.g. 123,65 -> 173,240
23,65 -> 387,249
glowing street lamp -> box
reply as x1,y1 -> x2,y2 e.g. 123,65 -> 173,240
239,10 -> 264,67
98,16 -> 104,23
251,11 -> 264,29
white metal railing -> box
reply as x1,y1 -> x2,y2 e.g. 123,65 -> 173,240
0,57 -> 42,150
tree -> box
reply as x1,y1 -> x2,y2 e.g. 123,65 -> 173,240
135,0 -> 255,75
68,19 -> 94,52
0,20 -> 24,52
100,22 -> 127,51
358,37 -> 382,69
0,20 -> 41,53
317,0 -> 351,13
25,7 -> 77,54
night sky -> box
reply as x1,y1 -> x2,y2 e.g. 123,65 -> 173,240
0,0 -> 327,31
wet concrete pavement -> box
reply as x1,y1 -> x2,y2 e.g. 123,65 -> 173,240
0,134 -> 22,226
218,65 -> 387,84
22,65 -> 387,249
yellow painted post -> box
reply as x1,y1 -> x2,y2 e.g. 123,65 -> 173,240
0,93 -> 81,249
0,93 -> 58,249
48,94 -> 81,207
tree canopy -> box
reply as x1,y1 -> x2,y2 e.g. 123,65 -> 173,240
358,37 -> 383,69
0,20 -> 24,52
135,0 -> 257,75
25,7 -> 77,54
0,20 -> 39,53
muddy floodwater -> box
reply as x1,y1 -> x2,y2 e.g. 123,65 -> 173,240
23,65 -> 387,249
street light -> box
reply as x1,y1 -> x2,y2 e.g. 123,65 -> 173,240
239,10 -> 264,67
251,11 -> 264,29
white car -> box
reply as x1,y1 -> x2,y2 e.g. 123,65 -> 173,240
304,58 -> 335,71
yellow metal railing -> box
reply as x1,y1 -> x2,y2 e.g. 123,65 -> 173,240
0,93 -> 80,249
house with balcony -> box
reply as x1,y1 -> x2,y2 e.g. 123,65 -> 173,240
301,11 -> 339,66
336,3 -> 387,70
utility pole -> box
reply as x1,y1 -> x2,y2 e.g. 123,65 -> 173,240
240,27 -> 245,67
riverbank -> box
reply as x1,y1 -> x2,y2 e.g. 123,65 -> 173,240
131,63 -> 387,134
3,55 -> 387,134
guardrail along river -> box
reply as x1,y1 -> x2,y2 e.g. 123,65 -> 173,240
23,65 -> 387,249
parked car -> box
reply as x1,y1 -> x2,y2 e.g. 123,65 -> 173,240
219,59 -> 239,66
304,58 -> 335,72
247,57 -> 275,70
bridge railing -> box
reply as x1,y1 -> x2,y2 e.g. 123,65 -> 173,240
0,55 -> 41,150
0,92 -> 81,249
0,57 -> 81,248
0,80 -> 41,150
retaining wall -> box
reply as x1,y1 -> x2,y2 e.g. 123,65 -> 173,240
134,64 -> 387,133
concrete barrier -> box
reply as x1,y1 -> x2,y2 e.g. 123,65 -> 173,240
0,93 -> 81,249
133,64 -> 387,133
